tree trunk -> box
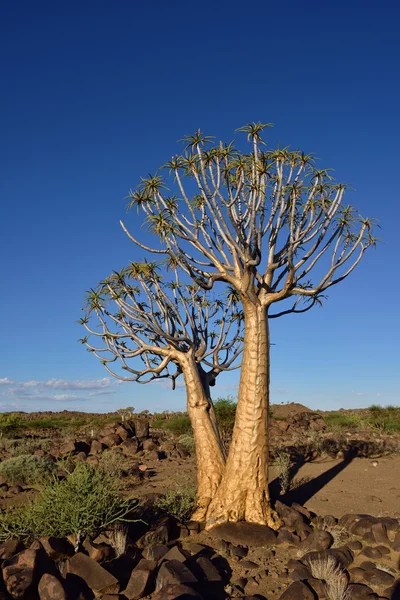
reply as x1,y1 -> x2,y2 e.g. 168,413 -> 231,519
181,354 -> 226,521
204,301 -> 280,529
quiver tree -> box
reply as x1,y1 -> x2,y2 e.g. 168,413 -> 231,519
116,407 -> 135,422
79,261 -> 243,519
120,123 -> 377,528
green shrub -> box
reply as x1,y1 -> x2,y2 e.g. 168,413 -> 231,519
366,405 -> 400,433
6,438 -> 52,457
98,450 -> 128,478
0,455 -> 57,486
213,397 -> 237,435
162,415 -> 192,436
324,413 -> 363,430
178,434 -> 196,454
0,463 -> 137,542
151,417 -> 166,429
154,485 -> 196,522
0,414 -> 23,437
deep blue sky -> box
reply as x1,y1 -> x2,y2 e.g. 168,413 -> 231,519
1,1 -> 399,413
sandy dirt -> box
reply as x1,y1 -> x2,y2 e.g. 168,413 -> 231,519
131,453 -> 400,520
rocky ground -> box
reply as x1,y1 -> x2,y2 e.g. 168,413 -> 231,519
0,405 -> 399,599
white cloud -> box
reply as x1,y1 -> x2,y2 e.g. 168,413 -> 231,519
0,377 -> 117,405
352,390 -> 369,397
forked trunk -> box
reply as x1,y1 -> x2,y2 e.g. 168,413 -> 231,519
204,301 -> 280,529
181,353 -> 226,521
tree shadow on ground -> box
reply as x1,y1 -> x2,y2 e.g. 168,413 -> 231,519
269,435 -> 400,507
279,455 -> 353,506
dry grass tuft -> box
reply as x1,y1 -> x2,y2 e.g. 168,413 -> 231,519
305,554 -> 351,600
108,521 -> 128,557
275,451 -> 291,495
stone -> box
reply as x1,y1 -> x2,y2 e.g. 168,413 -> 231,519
142,544 -> 170,561
347,583 -> 377,600
152,584 -> 203,600
298,530 -> 333,552
183,543 -> 208,557
90,439 -> 105,454
120,438 -> 140,456
209,522 -> 277,547
0,539 -> 24,560
349,567 -> 367,583
135,420 -> 150,440
347,540 -> 363,551
289,564 -> 312,581
276,528 -> 300,546
66,552 -> 119,594
139,517 -> 179,547
291,504 -> 313,520
339,514 -> 361,531
190,556 -> 222,582
279,580 -> 316,600
329,546 -> 354,568
240,560 -> 259,570
161,546 -> 191,563
229,544 -> 248,558
156,560 -> 197,590
275,502 -> 306,529
380,517 -> 399,532
74,451 -> 87,462
363,568 -> 395,589
82,538 -> 114,562
102,555 -> 138,590
2,549 -> 39,599
296,523 -> 314,541
39,537 -> 75,560
372,522 -> 390,544
101,434 -> 122,447
59,440 -> 77,455
360,546 -> 383,560
115,425 -> 130,441
307,577 -> 327,599
143,439 -> 158,452
351,517 -> 378,537
122,563 -> 156,600
38,573 -> 67,600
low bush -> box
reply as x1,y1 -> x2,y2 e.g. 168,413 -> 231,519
324,413 -> 362,431
161,415 -> 192,436
325,405 -> 400,434
178,434 -> 196,453
98,449 -> 128,479
0,463 -> 137,542
0,413 -> 23,437
0,455 -> 57,486
154,485 -> 196,522
214,397 -> 237,434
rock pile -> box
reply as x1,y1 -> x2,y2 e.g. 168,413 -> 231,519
0,499 -> 399,600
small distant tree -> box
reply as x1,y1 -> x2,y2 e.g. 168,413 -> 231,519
120,123 -> 377,527
116,407 -> 134,422
80,261 -> 243,519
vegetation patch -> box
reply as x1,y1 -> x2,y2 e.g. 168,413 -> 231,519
0,455 -> 57,486
325,405 -> 400,434
154,485 -> 196,522
0,463 -> 137,542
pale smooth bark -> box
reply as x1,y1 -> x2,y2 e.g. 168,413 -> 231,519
204,301 -> 280,529
180,353 -> 227,521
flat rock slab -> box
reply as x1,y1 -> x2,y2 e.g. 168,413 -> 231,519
152,584 -> 203,600
208,522 -> 277,547
67,552 -> 119,594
